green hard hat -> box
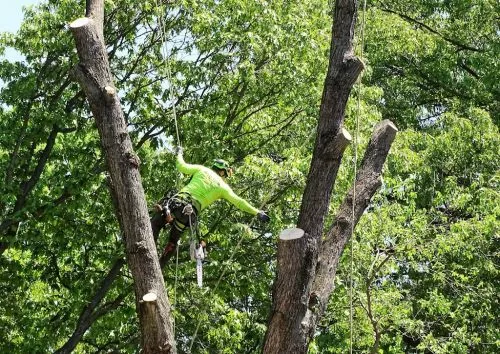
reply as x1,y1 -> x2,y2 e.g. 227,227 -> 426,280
212,159 -> 231,171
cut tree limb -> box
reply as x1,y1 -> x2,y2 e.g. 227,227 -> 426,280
263,1 -> 396,353
307,119 -> 398,338
263,1 -> 363,353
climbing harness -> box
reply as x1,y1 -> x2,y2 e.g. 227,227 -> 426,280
160,191 -> 205,286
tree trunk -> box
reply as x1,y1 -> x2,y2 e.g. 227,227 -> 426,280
262,1 -> 397,353
307,120 -> 397,335
69,1 -> 176,352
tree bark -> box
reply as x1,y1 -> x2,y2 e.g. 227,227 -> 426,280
69,2 -> 176,352
262,1 -> 397,353
307,120 -> 398,336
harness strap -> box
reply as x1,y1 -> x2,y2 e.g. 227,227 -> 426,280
176,192 -> 201,214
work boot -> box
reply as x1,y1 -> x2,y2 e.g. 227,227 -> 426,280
162,241 -> 176,257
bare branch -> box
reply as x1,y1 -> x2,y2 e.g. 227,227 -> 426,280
55,258 -> 126,354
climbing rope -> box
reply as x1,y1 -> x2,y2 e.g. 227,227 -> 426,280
153,0 -> 185,333
173,238 -> 180,332
188,199 -> 269,352
154,0 -> 182,149
349,0 -> 368,353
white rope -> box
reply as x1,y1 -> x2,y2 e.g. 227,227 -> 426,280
173,240 -> 180,332
154,0 -> 182,148
188,200 -> 268,352
154,0 -> 184,336
350,0 -> 368,352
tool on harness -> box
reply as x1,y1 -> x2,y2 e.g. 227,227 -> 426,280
161,192 -> 206,287
192,241 -> 206,287
183,202 -> 205,288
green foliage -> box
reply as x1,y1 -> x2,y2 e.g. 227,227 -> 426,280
367,0 -> 500,128
317,109 -> 499,353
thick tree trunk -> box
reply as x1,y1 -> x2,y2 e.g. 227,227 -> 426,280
263,1 -> 397,353
69,1 -> 176,353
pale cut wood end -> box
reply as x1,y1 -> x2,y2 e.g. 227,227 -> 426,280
104,86 -> 116,96
341,128 -> 352,141
69,17 -> 90,29
387,121 -> 398,132
142,292 -> 157,303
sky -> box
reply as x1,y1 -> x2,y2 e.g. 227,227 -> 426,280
0,0 -> 40,61
0,0 -> 39,33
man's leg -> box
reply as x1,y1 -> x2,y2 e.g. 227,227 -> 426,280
162,223 -> 183,256
151,205 -> 168,244
159,201 -> 196,265
159,225 -> 184,267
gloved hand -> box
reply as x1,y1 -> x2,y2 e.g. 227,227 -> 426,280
174,146 -> 183,155
257,211 -> 270,223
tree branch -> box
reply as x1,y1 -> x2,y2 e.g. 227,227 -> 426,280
55,258 -> 126,354
379,6 -> 482,52
14,125 -> 59,211
306,120 -> 398,339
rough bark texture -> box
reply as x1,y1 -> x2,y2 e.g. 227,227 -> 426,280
85,0 -> 104,38
69,2 -> 176,352
308,120 -> 398,336
262,1 -> 397,353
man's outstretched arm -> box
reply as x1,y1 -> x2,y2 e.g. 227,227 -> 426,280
222,187 -> 270,222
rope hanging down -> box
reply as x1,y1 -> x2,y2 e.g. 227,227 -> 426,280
154,0 -> 185,333
154,7 -> 271,348
155,0 -> 182,149
349,0 -> 368,353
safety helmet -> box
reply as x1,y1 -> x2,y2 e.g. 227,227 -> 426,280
212,159 -> 233,177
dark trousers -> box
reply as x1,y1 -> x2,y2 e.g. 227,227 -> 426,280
161,197 -> 198,258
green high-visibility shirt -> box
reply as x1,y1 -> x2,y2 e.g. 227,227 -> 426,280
176,154 -> 259,215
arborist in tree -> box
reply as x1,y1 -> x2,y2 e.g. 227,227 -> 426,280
158,147 -> 270,259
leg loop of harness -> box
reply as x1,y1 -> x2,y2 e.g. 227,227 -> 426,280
161,193 -> 206,287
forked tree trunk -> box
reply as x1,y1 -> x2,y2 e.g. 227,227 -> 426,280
262,1 -> 397,352
69,1 -> 176,353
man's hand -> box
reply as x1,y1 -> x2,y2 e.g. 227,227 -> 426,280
257,211 -> 270,223
174,146 -> 183,155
